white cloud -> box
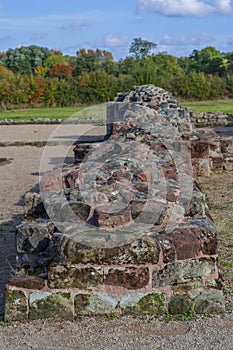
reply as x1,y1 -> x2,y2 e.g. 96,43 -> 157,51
214,0 -> 233,14
137,0 -> 233,17
103,34 -> 130,48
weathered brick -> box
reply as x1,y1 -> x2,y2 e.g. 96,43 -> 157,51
62,236 -> 160,265
104,267 -> 150,290
120,292 -> 167,315
5,289 -> 28,321
193,289 -> 225,314
16,219 -> 54,254
210,156 -> 224,169
182,258 -> 216,279
191,141 -> 210,159
29,292 -> 73,320
168,294 -> 193,315
192,158 -> 210,177
7,276 -> 45,290
156,236 -> 176,263
41,173 -> 62,192
48,264 -> 103,289
153,263 -> 183,287
167,227 -> 201,260
94,206 -> 132,228
74,293 -> 118,316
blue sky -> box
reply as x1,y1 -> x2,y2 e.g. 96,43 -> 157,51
0,0 -> 233,60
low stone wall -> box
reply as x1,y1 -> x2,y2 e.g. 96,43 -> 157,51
190,111 -> 233,128
0,118 -> 62,125
191,131 -> 233,176
5,85 -> 225,321
5,217 -> 223,320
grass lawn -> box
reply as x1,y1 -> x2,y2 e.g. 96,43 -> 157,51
1,99 -> 233,122
199,172 -> 233,311
0,106 -> 88,121
179,99 -> 233,113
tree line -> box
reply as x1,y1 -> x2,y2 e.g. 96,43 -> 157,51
0,38 -> 233,108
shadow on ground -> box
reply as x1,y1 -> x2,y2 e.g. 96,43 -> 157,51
0,183 -> 40,321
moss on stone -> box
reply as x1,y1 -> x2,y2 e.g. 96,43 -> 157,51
168,294 -> 193,315
29,292 -> 73,320
193,289 -> 225,314
5,289 -> 28,321
122,292 -> 167,315
74,294 -> 91,315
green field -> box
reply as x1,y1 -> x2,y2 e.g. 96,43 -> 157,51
0,106 -> 87,121
1,99 -> 233,122
180,99 -> 233,113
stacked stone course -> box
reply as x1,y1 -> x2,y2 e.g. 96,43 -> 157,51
190,110 -> 233,128
5,85 -> 226,321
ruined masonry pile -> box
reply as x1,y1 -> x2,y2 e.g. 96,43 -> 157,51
115,85 -> 233,176
5,85 -> 225,321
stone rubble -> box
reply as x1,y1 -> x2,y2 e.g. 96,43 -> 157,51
5,85 -> 226,321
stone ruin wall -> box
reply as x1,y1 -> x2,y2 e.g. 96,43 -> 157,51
190,110 -> 233,128
113,86 -> 233,177
5,85 -> 226,321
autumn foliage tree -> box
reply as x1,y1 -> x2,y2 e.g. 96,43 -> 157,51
1,41 -> 233,108
48,64 -> 73,79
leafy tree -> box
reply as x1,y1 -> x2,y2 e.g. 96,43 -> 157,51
44,54 -> 66,69
73,48 -> 114,77
0,51 -> 7,66
48,64 -> 73,79
129,37 -> 157,60
118,56 -> 136,75
176,72 -> 225,100
188,46 -> 223,75
224,73 -> 233,97
0,65 -> 14,78
6,45 -> 52,74
119,53 -> 182,89
73,49 -> 99,76
150,53 -> 183,87
50,49 -> 63,56
34,65 -> 48,77
64,55 -> 77,69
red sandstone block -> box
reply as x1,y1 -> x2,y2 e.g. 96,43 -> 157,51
104,266 -> 150,290
41,174 -> 62,192
191,141 -> 210,159
94,206 -> 132,228
157,236 -> 176,263
210,156 -> 224,169
167,227 -> 201,260
7,276 -> 45,290
112,122 -> 130,136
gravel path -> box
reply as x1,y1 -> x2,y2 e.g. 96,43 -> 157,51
0,124 -> 232,349
0,315 -> 233,350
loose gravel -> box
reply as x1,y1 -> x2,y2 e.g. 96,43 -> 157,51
0,314 -> 233,350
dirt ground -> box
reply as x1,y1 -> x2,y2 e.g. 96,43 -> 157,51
0,124 -> 105,319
